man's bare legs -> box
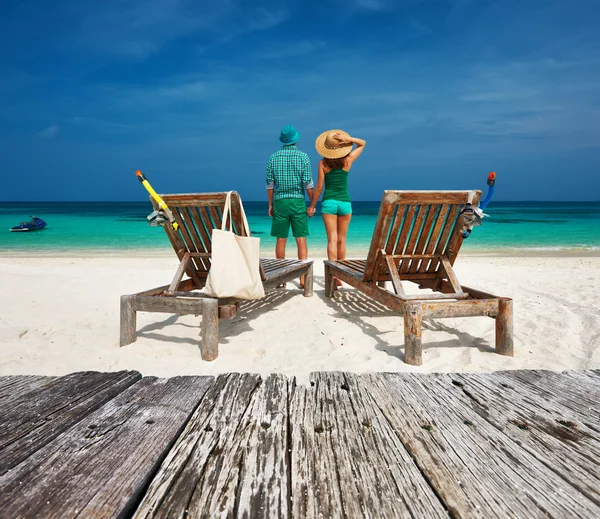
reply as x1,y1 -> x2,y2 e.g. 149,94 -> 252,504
275,238 -> 287,259
296,237 -> 308,287
276,237 -> 307,260
275,237 -> 308,287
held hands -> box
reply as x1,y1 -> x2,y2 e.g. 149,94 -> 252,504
307,207 -> 316,218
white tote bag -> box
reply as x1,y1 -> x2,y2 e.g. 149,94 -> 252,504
202,192 -> 265,300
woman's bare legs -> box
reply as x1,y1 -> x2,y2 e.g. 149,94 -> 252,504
336,213 -> 352,261
322,214 -> 339,260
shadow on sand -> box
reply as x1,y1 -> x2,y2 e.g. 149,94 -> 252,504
316,276 -> 494,362
135,282 -> 305,349
135,275 -> 494,359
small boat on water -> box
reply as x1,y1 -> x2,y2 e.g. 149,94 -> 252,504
10,216 -> 47,232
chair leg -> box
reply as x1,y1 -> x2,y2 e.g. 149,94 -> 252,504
303,264 -> 314,297
496,298 -> 514,357
120,295 -> 137,346
404,303 -> 423,366
201,298 -> 219,361
324,264 -> 335,298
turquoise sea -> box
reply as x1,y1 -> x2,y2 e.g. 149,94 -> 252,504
1,201 -> 599,255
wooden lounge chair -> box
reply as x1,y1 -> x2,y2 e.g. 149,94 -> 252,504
120,192 -> 313,360
324,190 -> 513,365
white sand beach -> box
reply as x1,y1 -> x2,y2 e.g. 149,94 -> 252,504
1,254 -> 599,385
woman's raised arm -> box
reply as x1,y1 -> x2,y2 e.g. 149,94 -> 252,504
333,133 -> 366,166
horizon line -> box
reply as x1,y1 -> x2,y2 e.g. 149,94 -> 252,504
2,200 -> 600,204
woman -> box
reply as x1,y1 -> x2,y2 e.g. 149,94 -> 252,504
308,130 -> 366,273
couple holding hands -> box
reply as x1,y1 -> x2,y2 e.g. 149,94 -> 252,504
266,125 -> 366,267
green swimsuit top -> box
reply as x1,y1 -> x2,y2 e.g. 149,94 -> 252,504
323,169 -> 351,202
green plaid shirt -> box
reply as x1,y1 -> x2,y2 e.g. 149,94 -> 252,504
266,145 -> 313,200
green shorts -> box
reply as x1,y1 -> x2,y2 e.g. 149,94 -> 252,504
271,198 -> 309,239
321,199 -> 353,216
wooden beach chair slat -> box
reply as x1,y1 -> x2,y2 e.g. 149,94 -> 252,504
409,204 -> 441,273
393,205 -> 417,256
399,204 -> 429,274
384,204 -> 406,254
428,204 -> 462,274
209,206 -> 223,233
418,204 -> 451,274
363,193 -> 397,282
172,208 -> 205,277
181,207 -> 210,272
187,207 -> 213,271
323,189 -> 512,366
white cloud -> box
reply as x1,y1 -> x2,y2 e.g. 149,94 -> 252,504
37,124 -> 59,138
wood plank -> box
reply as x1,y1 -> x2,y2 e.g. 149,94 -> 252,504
209,205 -> 223,232
0,375 -> 57,405
399,204 -> 428,274
289,372 -> 448,518
384,203 -> 406,254
262,261 -> 313,285
0,370 -> 141,476
385,255 -> 405,296
382,190 -> 482,205
428,204 -> 461,274
172,208 -> 204,276
439,254 -> 464,295
363,198 -> 395,282
489,370 -> 600,427
418,204 -> 450,273
421,299 -> 498,318
188,206 -> 213,272
162,192 -> 229,205
362,373 -> 600,518
393,204 -> 416,256
325,262 -> 407,311
409,203 -> 440,272
449,372 -> 600,504
198,206 -> 216,250
0,376 -> 213,518
133,295 -> 208,314
182,207 -> 210,271
134,373 -> 289,518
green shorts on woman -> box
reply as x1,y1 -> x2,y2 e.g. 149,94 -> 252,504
271,198 -> 309,238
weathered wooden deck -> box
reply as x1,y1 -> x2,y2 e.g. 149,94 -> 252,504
0,370 -> 598,518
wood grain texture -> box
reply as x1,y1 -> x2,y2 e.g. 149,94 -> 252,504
0,370 -> 141,476
448,371 -> 600,505
133,373 -> 288,519
0,371 -> 598,518
289,372 -> 448,519
362,372 -> 600,518
0,376 -> 212,518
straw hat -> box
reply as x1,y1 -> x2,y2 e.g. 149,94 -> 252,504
315,129 -> 353,159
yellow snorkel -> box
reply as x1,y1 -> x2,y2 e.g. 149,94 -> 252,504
135,170 -> 179,230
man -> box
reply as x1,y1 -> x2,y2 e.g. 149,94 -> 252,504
266,125 -> 314,272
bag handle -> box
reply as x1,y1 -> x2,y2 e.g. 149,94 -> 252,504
221,191 -> 251,236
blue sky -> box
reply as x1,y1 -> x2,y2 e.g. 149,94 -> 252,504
1,0 -> 599,201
